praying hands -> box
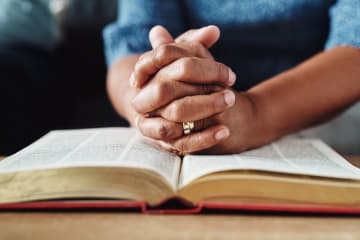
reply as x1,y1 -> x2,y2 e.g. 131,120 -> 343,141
107,25 -> 360,155
129,26 -> 275,154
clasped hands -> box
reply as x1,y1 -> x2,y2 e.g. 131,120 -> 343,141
130,25 -> 266,155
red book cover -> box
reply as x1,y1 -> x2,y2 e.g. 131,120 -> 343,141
1,197 -> 360,215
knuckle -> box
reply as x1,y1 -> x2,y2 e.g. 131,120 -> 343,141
167,101 -> 184,121
189,41 -> 202,51
188,41 -> 208,57
155,81 -> 172,101
157,123 -> 171,139
177,57 -> 196,78
153,45 -> 174,67
135,52 -> 150,73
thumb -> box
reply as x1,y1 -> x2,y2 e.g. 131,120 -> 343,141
175,25 -> 220,48
149,25 -> 174,49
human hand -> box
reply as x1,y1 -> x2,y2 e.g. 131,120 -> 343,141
130,25 -> 222,88
131,26 -> 236,120
131,40 -> 236,114
106,25 -> 227,130
132,25 -> 268,154
136,88 -> 269,155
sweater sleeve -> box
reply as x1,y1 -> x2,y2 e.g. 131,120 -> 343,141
103,0 -> 186,66
325,0 -> 360,50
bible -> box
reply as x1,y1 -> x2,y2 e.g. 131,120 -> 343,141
1,127 -> 360,214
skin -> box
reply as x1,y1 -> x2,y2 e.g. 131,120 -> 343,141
107,25 -> 360,155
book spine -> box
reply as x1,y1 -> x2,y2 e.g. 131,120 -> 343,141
2,201 -> 360,215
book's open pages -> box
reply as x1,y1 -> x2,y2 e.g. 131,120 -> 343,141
1,127 -> 360,206
0,128 -> 181,190
0,128 -> 182,203
180,138 -> 360,188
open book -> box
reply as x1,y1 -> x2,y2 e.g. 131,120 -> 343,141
1,128 -> 360,214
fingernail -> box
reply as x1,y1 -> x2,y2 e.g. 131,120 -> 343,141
224,90 -> 235,106
228,69 -> 236,86
129,72 -> 136,87
215,128 -> 229,140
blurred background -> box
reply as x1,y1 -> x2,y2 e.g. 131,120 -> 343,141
0,0 -> 124,155
0,0 -> 359,155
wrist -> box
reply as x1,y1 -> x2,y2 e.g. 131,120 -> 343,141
239,91 -> 280,147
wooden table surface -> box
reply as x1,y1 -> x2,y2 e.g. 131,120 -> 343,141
1,156 -> 360,240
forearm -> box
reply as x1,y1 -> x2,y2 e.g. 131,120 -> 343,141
248,46 -> 360,139
106,54 -> 140,126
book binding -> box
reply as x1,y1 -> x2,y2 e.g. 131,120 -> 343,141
1,199 -> 360,215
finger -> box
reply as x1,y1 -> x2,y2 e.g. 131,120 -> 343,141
160,57 -> 236,86
136,115 -> 182,140
131,56 -> 235,114
149,25 -> 174,48
176,41 -> 213,59
132,79 -> 223,114
175,25 -> 220,48
136,115 -> 216,141
132,42 -> 212,88
156,90 -> 236,122
132,45 -> 190,88
167,125 -> 230,154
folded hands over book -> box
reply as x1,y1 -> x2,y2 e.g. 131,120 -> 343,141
128,26 -> 274,155
107,25 -> 360,155
2,128 -> 360,209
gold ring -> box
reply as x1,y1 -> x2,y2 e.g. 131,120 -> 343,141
182,121 -> 195,135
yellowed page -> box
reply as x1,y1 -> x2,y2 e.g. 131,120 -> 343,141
179,139 -> 360,188
0,128 -> 181,190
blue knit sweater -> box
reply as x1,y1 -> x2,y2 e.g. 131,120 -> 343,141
103,0 -> 360,90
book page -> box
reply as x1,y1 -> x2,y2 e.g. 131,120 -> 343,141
179,139 -> 360,188
0,128 -> 181,189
